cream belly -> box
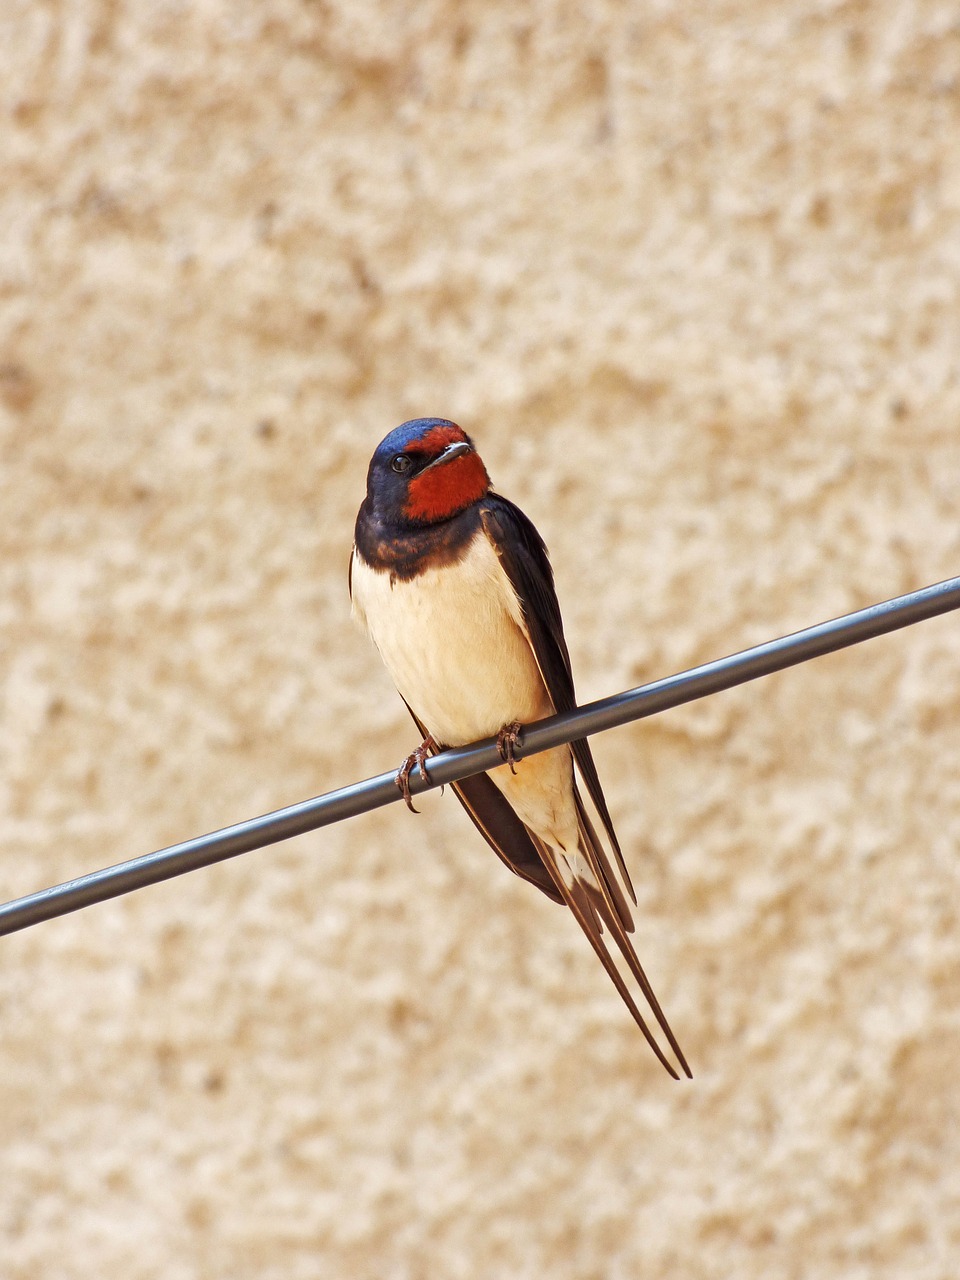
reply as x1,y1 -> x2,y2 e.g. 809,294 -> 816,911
351,528 -> 554,748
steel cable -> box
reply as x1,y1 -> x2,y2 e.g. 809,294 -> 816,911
1,573 -> 958,938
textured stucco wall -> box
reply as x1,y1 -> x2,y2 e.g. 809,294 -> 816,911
2,2 -> 960,1276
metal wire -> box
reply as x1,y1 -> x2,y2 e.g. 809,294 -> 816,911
1,573 -> 958,939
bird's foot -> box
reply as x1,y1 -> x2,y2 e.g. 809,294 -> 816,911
396,735 -> 439,814
496,721 -> 524,775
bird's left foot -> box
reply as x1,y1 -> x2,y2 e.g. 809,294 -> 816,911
396,735 -> 439,814
496,721 -> 524,775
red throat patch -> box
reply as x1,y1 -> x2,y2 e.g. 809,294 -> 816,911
403,444 -> 490,522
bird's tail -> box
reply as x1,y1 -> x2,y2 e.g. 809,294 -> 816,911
532,782 -> 691,1080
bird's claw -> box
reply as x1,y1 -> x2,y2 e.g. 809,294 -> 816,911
396,735 -> 439,813
496,721 -> 524,775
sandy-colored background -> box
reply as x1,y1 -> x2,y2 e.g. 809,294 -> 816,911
2,1 -> 960,1276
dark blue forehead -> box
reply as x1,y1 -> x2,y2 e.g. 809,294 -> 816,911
374,418 -> 461,460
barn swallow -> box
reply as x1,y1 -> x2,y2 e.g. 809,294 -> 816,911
350,418 -> 690,1078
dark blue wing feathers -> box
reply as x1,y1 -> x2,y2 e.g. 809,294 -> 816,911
479,495 -> 637,904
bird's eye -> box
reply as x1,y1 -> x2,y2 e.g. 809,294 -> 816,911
391,454 -> 412,474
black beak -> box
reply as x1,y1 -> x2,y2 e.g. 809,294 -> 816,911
421,441 -> 472,472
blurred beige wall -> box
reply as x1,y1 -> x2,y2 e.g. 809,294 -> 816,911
2,2 -> 959,1276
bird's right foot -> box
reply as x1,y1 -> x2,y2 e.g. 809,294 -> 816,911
396,735 -> 439,813
496,721 -> 524,775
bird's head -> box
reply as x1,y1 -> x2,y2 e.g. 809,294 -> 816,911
363,418 -> 491,526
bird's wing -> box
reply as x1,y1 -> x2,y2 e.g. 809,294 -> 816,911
479,496 -> 636,908
450,772 -> 566,904
401,701 -> 564,905
481,496 -> 690,1079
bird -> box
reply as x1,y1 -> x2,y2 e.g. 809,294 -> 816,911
349,417 -> 690,1079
